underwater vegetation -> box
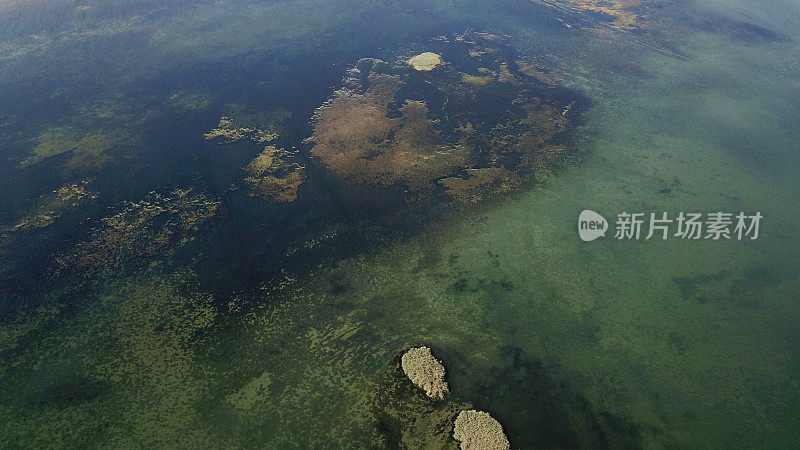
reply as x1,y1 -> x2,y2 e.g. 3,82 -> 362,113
204,116 -> 278,144
19,127 -> 114,172
4,180 -> 95,233
56,189 -> 219,276
244,145 -> 306,203
205,111 -> 305,203
308,33 -> 585,206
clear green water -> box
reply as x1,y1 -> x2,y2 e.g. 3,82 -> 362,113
1,0 -> 798,448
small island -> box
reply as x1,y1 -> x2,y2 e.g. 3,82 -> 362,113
408,52 -> 443,71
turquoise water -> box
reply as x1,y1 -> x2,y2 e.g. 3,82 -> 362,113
1,0 -> 798,447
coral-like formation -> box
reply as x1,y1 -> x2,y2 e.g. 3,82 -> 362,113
401,346 -> 449,400
557,0 -> 642,30
204,107 -> 285,144
8,180 -> 96,232
204,109 -> 305,203
204,116 -> 278,143
309,32 -> 584,205
248,167 -> 306,203
453,410 -> 510,450
408,52 -> 443,71
515,60 -> 558,87
245,145 -> 279,175
309,71 -> 470,192
57,189 -> 219,275
462,73 -> 495,86
440,168 -> 518,204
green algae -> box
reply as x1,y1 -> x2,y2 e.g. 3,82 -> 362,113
0,271 -> 217,448
18,127 -> 120,173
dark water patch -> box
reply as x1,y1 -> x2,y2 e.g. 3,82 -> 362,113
449,346 -> 643,449
689,12 -> 789,44
35,375 -> 108,409
672,270 -> 730,304
668,332 -> 688,353
674,263 -> 796,309
326,268 -> 353,295
447,271 -> 516,295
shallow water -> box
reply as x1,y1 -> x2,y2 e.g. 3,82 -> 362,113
1,0 -> 798,447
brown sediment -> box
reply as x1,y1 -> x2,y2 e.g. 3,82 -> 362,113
462,73 -> 495,86
440,168 -> 519,204
557,0 -> 642,30
309,72 -> 471,193
245,145 -> 279,176
515,60 -> 558,87
497,63 -> 517,84
309,32 -> 583,206
247,167 -> 305,203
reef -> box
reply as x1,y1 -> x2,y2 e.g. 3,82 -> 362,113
244,145 -> 306,203
309,71 -> 470,193
551,0 -> 642,30
204,116 -> 278,144
408,52 -> 443,71
440,168 -> 518,204
205,109 -> 305,203
308,33 -> 584,205
56,189 -> 219,275
248,167 -> 306,203
453,410 -> 511,450
401,346 -> 449,401
515,60 -> 558,87
7,180 -> 96,232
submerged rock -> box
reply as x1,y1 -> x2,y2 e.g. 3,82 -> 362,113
308,70 -> 470,193
453,410 -> 510,450
408,52 -> 443,71
308,34 -> 586,205
401,346 -> 449,400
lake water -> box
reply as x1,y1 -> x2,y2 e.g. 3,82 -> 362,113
1,0 -> 798,447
